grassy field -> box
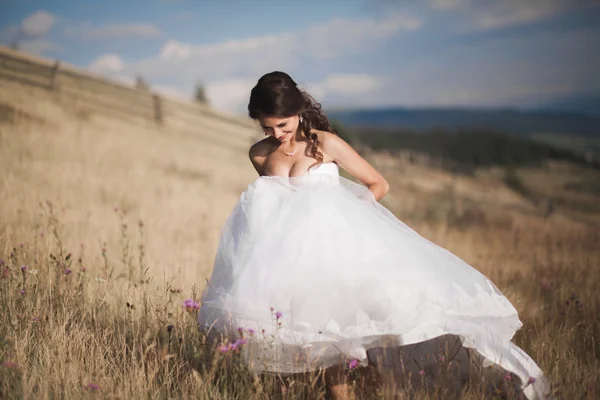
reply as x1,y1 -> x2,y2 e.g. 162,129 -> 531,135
1,76 -> 599,399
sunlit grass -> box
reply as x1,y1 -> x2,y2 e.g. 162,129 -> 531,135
2,198 -> 598,399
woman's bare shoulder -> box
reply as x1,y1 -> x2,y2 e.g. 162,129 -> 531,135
249,137 -> 277,174
310,128 -> 333,139
249,137 -> 276,159
311,129 -> 344,151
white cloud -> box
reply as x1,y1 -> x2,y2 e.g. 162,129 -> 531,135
149,12 -> 421,66
65,22 -> 161,40
298,82 -> 326,101
159,32 -> 295,62
78,7 -> 599,114
123,12 -> 420,97
426,0 -> 590,31
428,0 -> 471,11
0,12 -> 59,55
204,79 -> 256,114
368,26 -> 600,108
123,12 -> 419,113
303,14 -> 422,60
21,10 -> 55,38
319,74 -> 383,96
88,54 -> 125,73
473,0 -> 569,31
201,74 -> 384,114
159,40 -> 192,60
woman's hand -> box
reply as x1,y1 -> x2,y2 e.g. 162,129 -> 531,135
315,130 -> 390,201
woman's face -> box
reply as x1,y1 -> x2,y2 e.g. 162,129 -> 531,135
258,115 -> 300,143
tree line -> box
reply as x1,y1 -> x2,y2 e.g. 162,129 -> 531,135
330,122 -> 599,170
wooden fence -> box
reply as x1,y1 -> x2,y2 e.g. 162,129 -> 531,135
0,46 -> 260,146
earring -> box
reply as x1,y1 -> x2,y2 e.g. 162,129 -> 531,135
299,115 -> 303,123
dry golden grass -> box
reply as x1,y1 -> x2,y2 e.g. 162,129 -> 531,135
1,77 -> 599,399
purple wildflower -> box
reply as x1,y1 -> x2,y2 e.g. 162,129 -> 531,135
234,338 -> 247,346
275,311 -> 283,320
247,328 -> 255,335
64,268 -> 72,275
228,343 -> 238,351
238,327 -> 245,335
219,345 -> 229,353
419,369 -> 425,377
86,383 -> 100,391
183,299 -> 200,312
20,265 -> 28,272
348,359 -> 359,370
20,289 -> 25,295
2,360 -> 18,369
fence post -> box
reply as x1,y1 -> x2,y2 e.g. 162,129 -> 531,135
152,94 -> 163,125
50,61 -> 60,91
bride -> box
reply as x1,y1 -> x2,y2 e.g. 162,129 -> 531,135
197,71 -> 549,399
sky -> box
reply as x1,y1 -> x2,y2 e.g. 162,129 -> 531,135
1,0 -> 600,116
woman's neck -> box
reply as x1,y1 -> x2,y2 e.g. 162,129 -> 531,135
280,128 -> 305,151
292,127 -> 307,144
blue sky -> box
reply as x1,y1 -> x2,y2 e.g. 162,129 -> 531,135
1,0 -> 600,115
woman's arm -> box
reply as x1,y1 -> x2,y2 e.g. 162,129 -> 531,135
317,130 -> 390,201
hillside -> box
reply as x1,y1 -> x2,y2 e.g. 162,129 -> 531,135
0,47 -> 262,290
535,95 -> 600,116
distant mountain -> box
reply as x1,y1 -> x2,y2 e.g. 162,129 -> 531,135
326,107 -> 600,138
534,96 -> 600,116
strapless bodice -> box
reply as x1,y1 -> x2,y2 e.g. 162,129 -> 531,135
305,162 -> 339,177
258,162 -> 340,189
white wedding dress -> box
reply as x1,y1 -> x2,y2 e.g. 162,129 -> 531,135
198,162 -> 549,399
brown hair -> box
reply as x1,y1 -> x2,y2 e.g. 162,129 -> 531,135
248,71 -> 336,164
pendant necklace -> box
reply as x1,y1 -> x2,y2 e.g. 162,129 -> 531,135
284,147 -> 297,156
